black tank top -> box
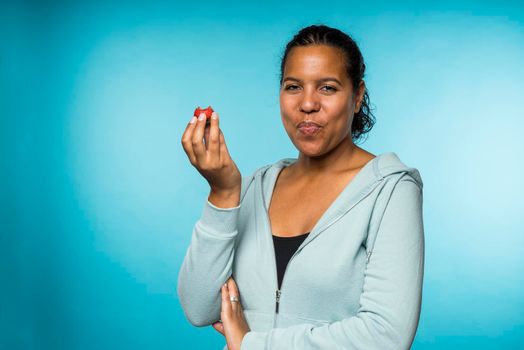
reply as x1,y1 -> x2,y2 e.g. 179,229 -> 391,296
272,232 -> 310,289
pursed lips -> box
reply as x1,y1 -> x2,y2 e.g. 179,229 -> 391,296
297,121 -> 322,128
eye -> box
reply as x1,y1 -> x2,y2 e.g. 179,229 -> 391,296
284,84 -> 299,91
320,85 -> 337,92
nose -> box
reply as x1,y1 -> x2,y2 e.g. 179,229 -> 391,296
299,88 -> 320,114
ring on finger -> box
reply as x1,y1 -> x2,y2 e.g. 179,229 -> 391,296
230,295 -> 240,303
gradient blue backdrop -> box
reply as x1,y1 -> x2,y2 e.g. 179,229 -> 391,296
2,1 -> 523,349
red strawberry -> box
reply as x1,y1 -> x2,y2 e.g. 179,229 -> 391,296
193,106 -> 214,120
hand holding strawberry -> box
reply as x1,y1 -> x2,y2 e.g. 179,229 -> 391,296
181,106 -> 242,208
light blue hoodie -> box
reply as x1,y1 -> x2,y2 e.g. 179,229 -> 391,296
177,152 -> 424,349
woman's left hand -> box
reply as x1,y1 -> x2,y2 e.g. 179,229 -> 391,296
212,277 -> 250,350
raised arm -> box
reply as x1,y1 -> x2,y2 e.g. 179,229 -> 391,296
241,176 -> 425,349
178,109 -> 243,326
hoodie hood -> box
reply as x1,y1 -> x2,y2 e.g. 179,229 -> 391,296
249,152 -> 423,244
270,151 -> 423,190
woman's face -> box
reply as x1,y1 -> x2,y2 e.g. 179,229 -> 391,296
279,44 -> 364,157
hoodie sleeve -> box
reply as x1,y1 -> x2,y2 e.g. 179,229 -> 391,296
177,198 -> 240,327
177,172 -> 261,327
241,175 -> 425,350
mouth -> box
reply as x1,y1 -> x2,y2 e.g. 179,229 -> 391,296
297,122 -> 322,136
297,121 -> 322,128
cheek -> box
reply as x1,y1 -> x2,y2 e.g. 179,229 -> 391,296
332,95 -> 352,111
280,94 -> 294,111
331,99 -> 354,122
279,96 -> 296,122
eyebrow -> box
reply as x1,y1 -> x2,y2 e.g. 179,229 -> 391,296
283,76 -> 343,86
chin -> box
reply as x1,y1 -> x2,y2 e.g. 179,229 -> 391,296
296,144 -> 327,158
288,131 -> 328,156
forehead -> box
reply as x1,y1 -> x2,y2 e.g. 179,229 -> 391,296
283,45 -> 347,80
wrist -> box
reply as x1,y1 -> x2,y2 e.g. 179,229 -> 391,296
208,187 -> 241,209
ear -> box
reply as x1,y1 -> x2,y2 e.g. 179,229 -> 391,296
354,81 -> 366,114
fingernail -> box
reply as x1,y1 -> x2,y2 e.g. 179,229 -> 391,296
189,116 -> 197,124
211,112 -> 217,120
198,113 -> 206,121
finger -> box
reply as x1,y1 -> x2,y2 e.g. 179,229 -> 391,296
181,116 -> 198,164
226,278 -> 240,312
212,321 -> 225,336
207,111 -> 220,159
203,126 -> 210,149
219,130 -> 231,163
227,277 -> 239,296
190,113 -> 208,163
221,283 -> 231,317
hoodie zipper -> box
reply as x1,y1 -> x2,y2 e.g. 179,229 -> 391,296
275,289 -> 281,313
274,245 -> 303,315
259,164 -> 385,326
260,166 -> 291,322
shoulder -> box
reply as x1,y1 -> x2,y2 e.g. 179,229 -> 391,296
375,152 -> 424,190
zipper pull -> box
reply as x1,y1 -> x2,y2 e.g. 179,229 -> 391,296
366,250 -> 372,263
275,289 -> 281,314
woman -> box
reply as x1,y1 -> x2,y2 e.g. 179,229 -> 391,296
179,24 -> 424,350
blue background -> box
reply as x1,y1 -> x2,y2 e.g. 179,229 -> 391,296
2,1 -> 523,349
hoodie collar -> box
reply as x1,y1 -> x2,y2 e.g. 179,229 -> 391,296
256,152 -> 422,242
269,151 -> 422,190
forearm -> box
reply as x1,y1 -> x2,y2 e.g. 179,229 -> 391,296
242,314 -> 407,350
177,199 -> 241,326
